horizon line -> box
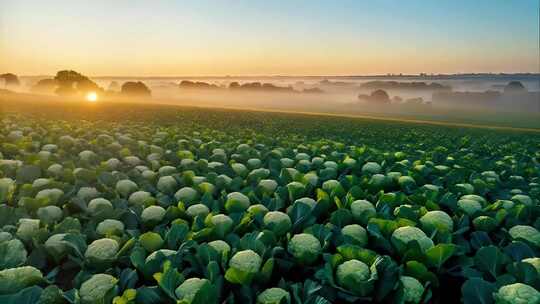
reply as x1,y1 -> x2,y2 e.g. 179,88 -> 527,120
17,72 -> 540,79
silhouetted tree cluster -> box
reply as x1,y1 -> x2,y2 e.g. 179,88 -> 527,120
319,79 -> 352,86
31,79 -> 58,94
360,81 -> 451,91
358,89 -> 390,104
121,81 -> 151,97
179,80 -> 219,89
432,81 -> 537,111
54,70 -> 99,96
504,81 -> 526,93
0,73 -> 20,87
229,82 -> 296,92
176,80 -> 314,94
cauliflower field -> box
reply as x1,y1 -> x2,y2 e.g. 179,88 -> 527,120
1,101 -> 540,304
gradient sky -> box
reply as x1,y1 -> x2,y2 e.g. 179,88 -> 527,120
1,0 -> 538,76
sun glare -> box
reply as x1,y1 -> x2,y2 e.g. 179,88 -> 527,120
86,92 -> 98,102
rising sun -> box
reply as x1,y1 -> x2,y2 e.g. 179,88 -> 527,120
86,92 -> 98,102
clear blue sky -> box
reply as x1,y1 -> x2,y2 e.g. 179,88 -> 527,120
1,0 -> 538,76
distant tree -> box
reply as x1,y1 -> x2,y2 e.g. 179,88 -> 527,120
54,70 -> 99,96
229,82 -> 240,89
504,81 -> 526,93
179,80 -> 219,89
241,82 -> 262,89
358,89 -> 391,104
31,79 -> 58,94
76,79 -> 99,92
370,89 -> 390,103
121,81 -> 151,97
0,73 -> 20,87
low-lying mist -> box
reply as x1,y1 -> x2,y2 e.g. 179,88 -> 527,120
6,74 -> 540,129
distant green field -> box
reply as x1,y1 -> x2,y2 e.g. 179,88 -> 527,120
1,99 -> 539,304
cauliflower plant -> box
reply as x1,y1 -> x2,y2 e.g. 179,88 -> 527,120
44,233 -> 69,259
263,211 -> 292,236
139,232 -> 164,252
288,233 -> 322,265
128,191 -> 153,206
157,176 -> 178,195
472,216 -> 497,232
115,180 -> 138,198
493,283 -> 540,304
32,178 -> 51,189
210,214 -> 234,238
341,224 -> 368,247
16,218 -> 40,241
522,257 -> 540,274
350,200 -> 376,225
460,194 -> 487,206
84,238 -> 119,267
208,240 -> 231,257
225,192 -> 251,213
322,180 -> 344,196
145,249 -> 176,264
87,198 -> 113,216
400,275 -> 425,303
225,249 -> 262,284
391,226 -> 434,253
37,206 -> 63,224
508,225 -> 540,247
40,285 -> 65,304
457,199 -> 482,216
186,204 -> 210,218
361,162 -> 382,174
158,165 -> 176,176
104,158 -> 121,170
419,210 -> 454,234
258,179 -> 278,195
78,273 -> 118,304
247,204 -> 269,217
256,287 -> 291,304
96,219 -> 125,236
47,164 -> 63,176
79,150 -> 97,163
77,187 -> 99,202
141,205 -> 166,226
174,187 -> 199,205
0,266 -> 43,294
511,194 -> 533,207
336,259 -> 372,296
294,197 -> 317,209
35,188 -> 64,205
175,277 -> 216,304
398,176 -> 417,192
232,163 -> 249,177
0,232 -> 12,243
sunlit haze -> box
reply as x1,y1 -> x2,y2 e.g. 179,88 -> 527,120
1,0 -> 538,76
85,91 -> 98,102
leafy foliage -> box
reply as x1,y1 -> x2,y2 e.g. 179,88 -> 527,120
0,101 -> 539,303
